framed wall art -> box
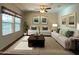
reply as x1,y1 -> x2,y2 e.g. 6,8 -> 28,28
61,15 -> 68,27
41,17 -> 47,24
33,17 -> 40,24
68,13 -> 76,27
61,16 -> 67,25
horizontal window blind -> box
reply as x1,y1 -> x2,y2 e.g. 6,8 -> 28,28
1,6 -> 22,18
1,6 -> 22,36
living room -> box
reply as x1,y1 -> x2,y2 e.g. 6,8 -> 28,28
0,3 -> 79,55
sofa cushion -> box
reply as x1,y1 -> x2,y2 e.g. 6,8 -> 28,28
31,27 -> 37,30
62,29 -> 68,36
73,31 -> 79,38
42,27 -> 48,30
59,29 -> 62,34
65,31 -> 74,38
56,28 -> 60,33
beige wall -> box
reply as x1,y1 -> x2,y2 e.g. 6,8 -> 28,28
24,11 -> 58,30
0,4 -> 24,50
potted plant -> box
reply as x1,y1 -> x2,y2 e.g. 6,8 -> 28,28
23,21 -> 29,35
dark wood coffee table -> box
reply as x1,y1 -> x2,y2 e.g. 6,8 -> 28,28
28,35 -> 45,47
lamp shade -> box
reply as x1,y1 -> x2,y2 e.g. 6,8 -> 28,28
52,24 -> 57,27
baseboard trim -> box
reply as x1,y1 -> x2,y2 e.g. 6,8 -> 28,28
0,35 -> 24,52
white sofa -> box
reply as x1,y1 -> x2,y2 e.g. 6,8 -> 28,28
28,26 -> 51,35
28,26 -> 39,35
40,30 -> 51,35
28,30 -> 39,35
51,30 -> 79,50
40,26 -> 51,35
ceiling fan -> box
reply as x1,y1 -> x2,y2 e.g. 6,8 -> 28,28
40,5 -> 51,13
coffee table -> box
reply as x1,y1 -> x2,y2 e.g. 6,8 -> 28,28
28,35 -> 45,47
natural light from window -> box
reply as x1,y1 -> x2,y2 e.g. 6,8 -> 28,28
15,17 -> 21,32
2,14 -> 13,35
2,6 -> 21,36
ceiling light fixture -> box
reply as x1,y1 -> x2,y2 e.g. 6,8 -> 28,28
40,5 -> 46,13
40,5 -> 51,13
40,9 -> 45,13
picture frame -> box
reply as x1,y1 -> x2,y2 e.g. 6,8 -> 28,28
62,18 -> 66,25
68,13 -> 76,27
62,16 -> 67,25
61,12 -> 76,28
33,17 -> 40,24
41,17 -> 47,24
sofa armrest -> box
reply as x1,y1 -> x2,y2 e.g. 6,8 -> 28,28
69,37 -> 79,40
67,37 -> 79,50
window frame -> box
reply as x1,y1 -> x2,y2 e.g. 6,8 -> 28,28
2,13 -> 14,35
1,6 -> 22,36
14,17 -> 21,32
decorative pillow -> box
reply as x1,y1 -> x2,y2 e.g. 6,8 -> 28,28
65,31 -> 74,38
42,27 -> 48,30
74,31 -> 79,38
59,29 -> 62,34
51,30 -> 53,32
31,27 -> 37,30
56,28 -> 60,33
62,29 -> 68,36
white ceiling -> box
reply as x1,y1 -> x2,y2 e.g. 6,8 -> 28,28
13,3 -> 77,13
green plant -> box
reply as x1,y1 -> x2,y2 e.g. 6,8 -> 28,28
23,21 -> 29,32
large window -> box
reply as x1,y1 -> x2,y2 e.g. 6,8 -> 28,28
1,6 -> 22,36
2,13 -> 13,35
15,17 -> 21,32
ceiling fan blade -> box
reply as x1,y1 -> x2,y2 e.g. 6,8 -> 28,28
46,8 -> 51,9
45,10 -> 48,12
